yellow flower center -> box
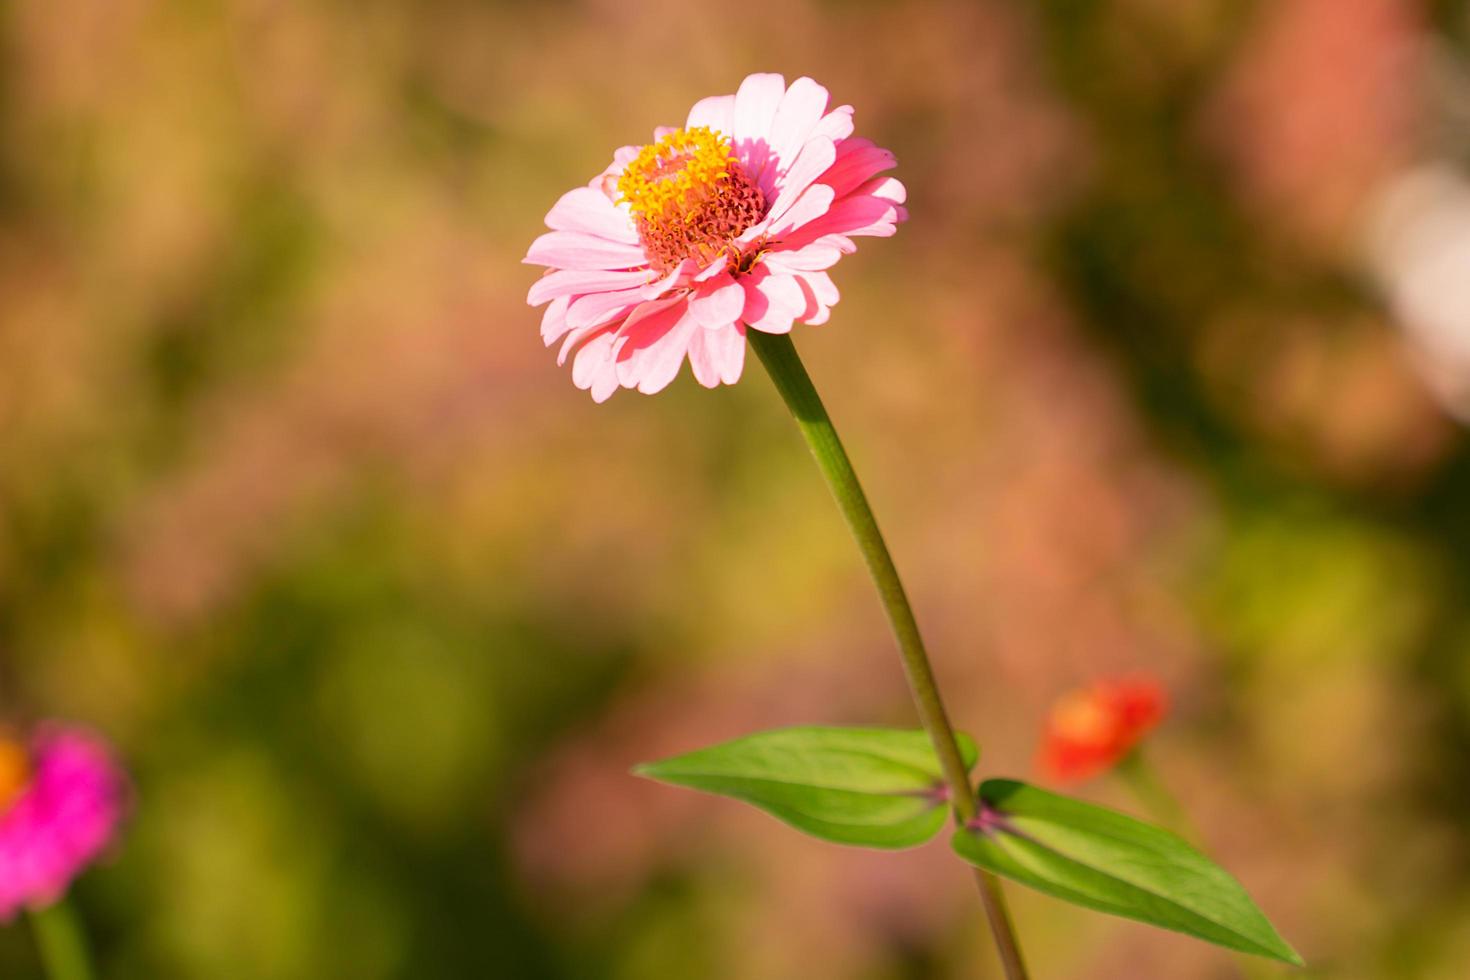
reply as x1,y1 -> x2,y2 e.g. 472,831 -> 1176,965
616,127 -> 766,273
1051,692 -> 1112,745
0,737 -> 31,812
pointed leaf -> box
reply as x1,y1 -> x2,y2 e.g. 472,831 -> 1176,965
951,780 -> 1301,965
635,726 -> 977,849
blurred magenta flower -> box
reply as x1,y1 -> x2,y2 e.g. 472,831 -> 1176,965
1037,678 -> 1167,784
525,73 -> 908,400
0,726 -> 129,920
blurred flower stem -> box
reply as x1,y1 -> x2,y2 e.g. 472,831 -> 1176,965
29,899 -> 95,980
749,331 -> 1029,980
1114,751 -> 1274,979
1115,749 -> 1199,844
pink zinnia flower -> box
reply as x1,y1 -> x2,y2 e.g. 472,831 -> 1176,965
0,725 -> 129,920
525,73 -> 907,400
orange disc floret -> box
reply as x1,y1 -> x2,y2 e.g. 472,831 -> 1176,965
1038,678 -> 1167,784
616,126 -> 766,273
0,737 -> 28,812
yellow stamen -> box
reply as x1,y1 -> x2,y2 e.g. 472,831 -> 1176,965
615,127 -> 766,273
617,127 -> 738,222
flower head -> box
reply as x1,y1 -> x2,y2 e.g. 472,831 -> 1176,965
0,725 -> 129,919
525,73 -> 908,400
1037,679 -> 1167,784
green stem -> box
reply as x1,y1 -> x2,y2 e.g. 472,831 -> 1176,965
28,898 -> 95,980
749,331 -> 1028,980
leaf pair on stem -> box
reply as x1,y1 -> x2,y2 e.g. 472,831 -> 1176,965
637,726 -> 1301,966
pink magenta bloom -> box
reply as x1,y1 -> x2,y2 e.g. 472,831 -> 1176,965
0,726 -> 129,919
525,73 -> 908,400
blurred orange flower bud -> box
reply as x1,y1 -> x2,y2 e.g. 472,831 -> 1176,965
1038,678 -> 1168,784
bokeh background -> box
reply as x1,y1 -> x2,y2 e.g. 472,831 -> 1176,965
2,0 -> 1469,976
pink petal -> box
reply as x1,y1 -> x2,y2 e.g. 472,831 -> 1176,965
527,268 -> 649,307
686,94 -> 736,134
768,183 -> 837,236
688,274 -> 746,329
565,286 -> 645,331
707,322 -> 746,383
819,139 -> 898,199
784,188 -> 905,244
765,77 -> 830,181
766,137 -> 838,226
816,233 -> 859,254
540,295 -> 571,345
733,73 -> 786,176
742,270 -> 807,334
616,306 -> 698,394
688,321 -> 746,387
640,258 -> 698,299
557,313 -> 623,365
525,231 -> 648,271
544,186 -> 638,244
571,331 -> 621,402
855,175 -> 907,205
611,145 -> 640,168
591,145 -> 643,196
793,268 -> 840,318
694,254 -> 730,281
687,331 -> 720,387
616,296 -> 687,345
800,270 -> 840,308
637,316 -> 699,394
813,105 -> 855,143
761,242 -> 844,273
795,270 -> 840,325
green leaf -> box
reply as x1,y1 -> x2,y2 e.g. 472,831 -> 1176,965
635,726 -> 977,849
951,780 -> 1302,965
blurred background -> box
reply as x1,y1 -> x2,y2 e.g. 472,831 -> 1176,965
1,0 -> 1469,976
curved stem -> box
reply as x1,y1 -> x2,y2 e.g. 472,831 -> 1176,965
749,331 -> 1028,980
29,897 -> 95,980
